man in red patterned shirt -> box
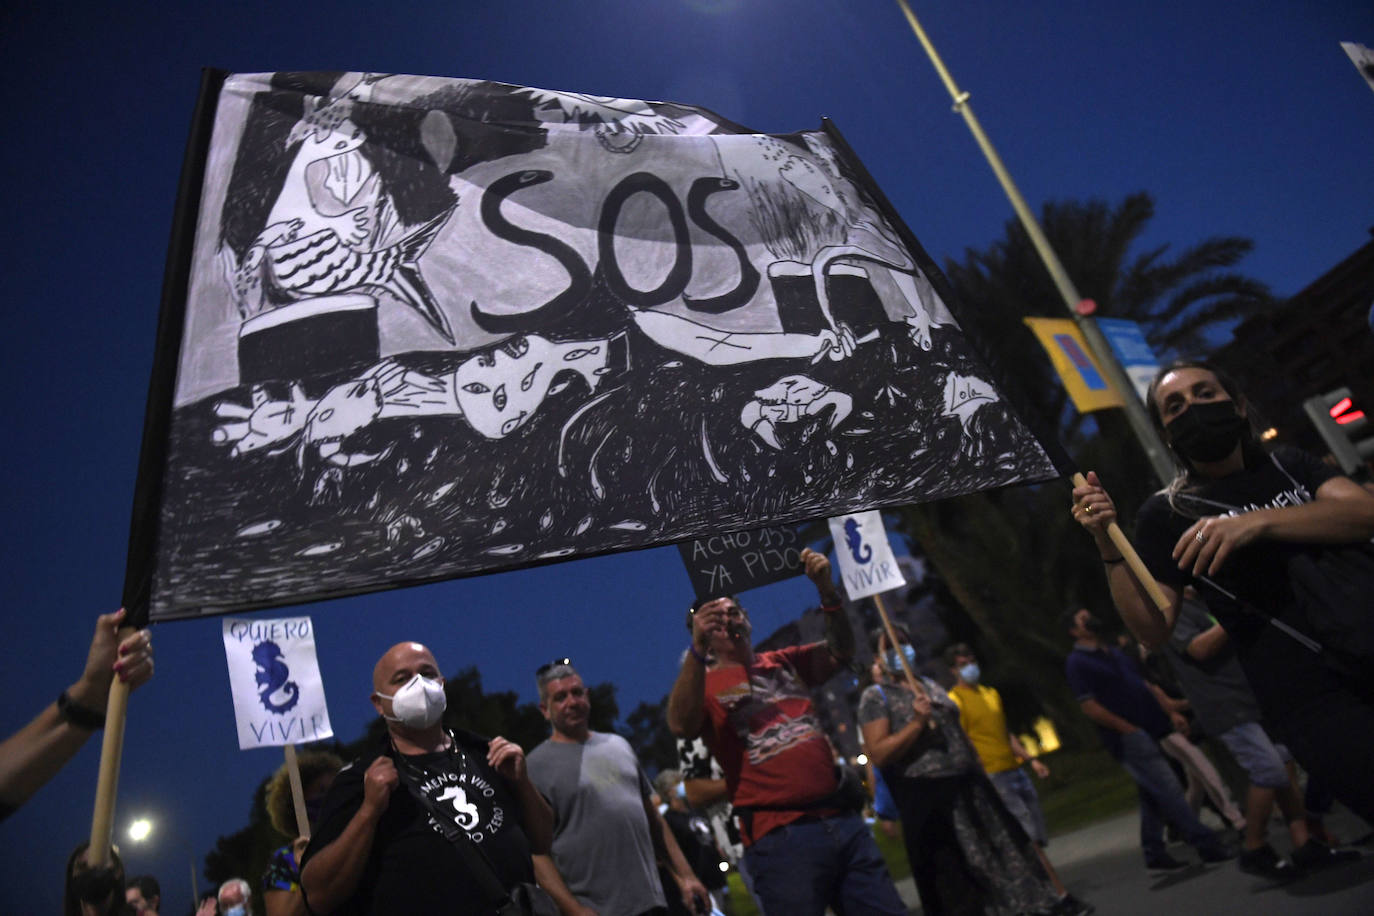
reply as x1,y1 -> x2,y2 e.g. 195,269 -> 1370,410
667,548 -> 905,916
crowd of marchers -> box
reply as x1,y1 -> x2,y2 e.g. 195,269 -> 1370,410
8,359 -> 1374,915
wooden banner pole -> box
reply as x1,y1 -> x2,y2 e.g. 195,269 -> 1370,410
873,593 -> 922,694
285,743 -> 311,840
1070,472 -> 1171,612
87,666 -> 132,865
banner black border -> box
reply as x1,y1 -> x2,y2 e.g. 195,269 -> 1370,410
122,68 -> 229,627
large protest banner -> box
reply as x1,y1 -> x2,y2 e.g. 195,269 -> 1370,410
124,71 -> 1070,621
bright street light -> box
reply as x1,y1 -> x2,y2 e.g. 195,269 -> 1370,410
128,818 -> 153,842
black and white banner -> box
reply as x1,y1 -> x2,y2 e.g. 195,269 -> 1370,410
129,71 -> 1067,620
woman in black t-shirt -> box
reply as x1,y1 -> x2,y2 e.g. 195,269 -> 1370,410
1071,359 -> 1374,828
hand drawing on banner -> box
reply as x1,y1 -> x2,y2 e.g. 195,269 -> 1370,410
222,617 -> 333,750
137,71 -> 1067,619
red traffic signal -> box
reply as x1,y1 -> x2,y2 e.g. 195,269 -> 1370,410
1328,396 -> 1366,426
1304,387 -> 1372,477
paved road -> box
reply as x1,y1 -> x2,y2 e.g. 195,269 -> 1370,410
893,807 -> 1374,914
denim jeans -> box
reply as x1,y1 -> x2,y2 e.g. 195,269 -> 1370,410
743,813 -> 906,916
989,766 -> 1049,846
1116,730 -> 1219,859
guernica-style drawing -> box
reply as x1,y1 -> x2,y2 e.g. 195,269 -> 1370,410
132,71 -> 1067,619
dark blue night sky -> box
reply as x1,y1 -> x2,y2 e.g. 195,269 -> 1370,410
2,1 -> 1372,909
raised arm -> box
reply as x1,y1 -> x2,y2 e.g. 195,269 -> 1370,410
300,757 -> 396,914
0,608 -> 152,818
667,602 -> 726,739
802,548 -> 854,663
1072,472 -> 1181,648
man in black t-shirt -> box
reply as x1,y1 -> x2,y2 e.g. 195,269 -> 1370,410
300,641 -> 553,915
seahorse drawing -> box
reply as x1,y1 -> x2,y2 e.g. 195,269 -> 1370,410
253,640 -> 301,714
843,518 -> 872,564
436,785 -> 481,830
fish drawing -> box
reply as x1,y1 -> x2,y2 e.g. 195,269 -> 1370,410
231,208 -> 456,343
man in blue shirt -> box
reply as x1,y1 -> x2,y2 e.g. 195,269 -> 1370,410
1063,608 -> 1235,871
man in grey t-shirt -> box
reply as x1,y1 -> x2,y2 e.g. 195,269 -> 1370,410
528,662 -> 708,916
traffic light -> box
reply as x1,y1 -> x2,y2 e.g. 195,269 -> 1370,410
1303,387 -> 1374,477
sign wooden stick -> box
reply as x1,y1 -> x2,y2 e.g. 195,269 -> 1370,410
873,593 -> 922,694
1070,472 -> 1171,612
87,666 -> 132,866
285,743 -> 310,840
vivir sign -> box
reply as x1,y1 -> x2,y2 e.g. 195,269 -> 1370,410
677,525 -> 805,599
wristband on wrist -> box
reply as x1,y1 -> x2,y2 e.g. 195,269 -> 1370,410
688,643 -> 708,665
820,599 -> 843,613
1102,555 -> 1126,564
57,689 -> 105,730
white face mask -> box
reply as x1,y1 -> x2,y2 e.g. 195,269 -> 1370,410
377,674 -> 447,729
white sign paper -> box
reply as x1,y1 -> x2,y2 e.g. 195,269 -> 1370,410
828,511 -> 906,600
222,616 -> 333,750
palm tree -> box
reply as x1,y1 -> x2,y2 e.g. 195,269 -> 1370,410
942,191 -> 1273,440
893,193 -> 1274,746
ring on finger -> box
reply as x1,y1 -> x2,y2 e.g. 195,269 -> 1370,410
1195,531 -> 1206,543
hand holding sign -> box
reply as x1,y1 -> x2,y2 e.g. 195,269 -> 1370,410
78,608 -> 153,703
910,685 -> 932,719
801,548 -> 833,589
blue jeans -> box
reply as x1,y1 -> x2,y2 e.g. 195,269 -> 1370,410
1117,730 -> 1220,859
743,814 -> 906,916
989,766 -> 1049,846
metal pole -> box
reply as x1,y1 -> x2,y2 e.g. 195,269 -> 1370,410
893,0 -> 1175,484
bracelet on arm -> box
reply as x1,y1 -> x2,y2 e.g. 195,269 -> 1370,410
819,599 -> 843,613
57,689 -> 105,730
688,643 -> 709,665
1102,555 -> 1126,565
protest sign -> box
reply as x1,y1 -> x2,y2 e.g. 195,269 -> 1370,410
222,616 -> 333,750
126,70 -> 1069,620
828,511 -> 905,600
677,525 -> 805,598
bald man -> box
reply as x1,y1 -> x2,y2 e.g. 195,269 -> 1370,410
300,642 -> 553,915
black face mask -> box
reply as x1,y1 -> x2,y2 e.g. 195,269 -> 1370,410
1165,400 -> 1248,464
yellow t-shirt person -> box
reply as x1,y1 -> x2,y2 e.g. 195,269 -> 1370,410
948,683 -> 1020,774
